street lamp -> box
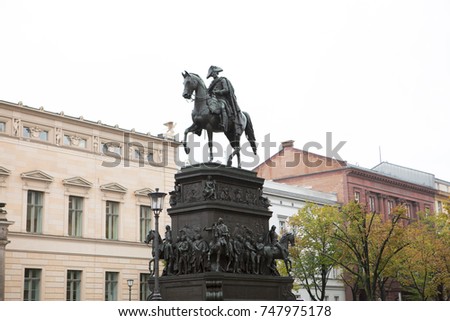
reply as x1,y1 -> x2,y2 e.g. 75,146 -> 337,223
127,279 -> 134,301
148,188 -> 167,301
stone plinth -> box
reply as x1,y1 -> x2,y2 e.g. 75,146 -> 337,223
154,164 -> 295,300
149,272 -> 296,301
168,163 -> 272,243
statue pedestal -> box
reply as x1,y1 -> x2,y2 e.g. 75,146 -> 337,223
155,163 -> 295,300
148,272 -> 296,301
169,163 -> 272,233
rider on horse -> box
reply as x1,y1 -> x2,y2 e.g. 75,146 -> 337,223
266,225 -> 283,254
207,66 -> 244,136
205,217 -> 230,256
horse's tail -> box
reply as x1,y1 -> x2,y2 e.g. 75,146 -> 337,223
243,111 -> 257,155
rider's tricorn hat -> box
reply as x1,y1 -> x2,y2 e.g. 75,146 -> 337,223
207,66 -> 223,79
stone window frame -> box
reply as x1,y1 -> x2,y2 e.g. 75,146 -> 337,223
66,270 -> 82,301
0,117 -> 7,133
21,170 -> 53,234
101,183 -> 127,240
21,122 -> 53,142
105,271 -> 119,301
62,130 -> 89,149
24,268 -> 42,301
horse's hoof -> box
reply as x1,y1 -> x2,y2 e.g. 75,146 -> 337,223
184,147 -> 190,154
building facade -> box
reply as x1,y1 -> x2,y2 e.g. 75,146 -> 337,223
262,180 -> 345,301
0,100 -> 180,300
435,178 -> 450,214
255,140 -> 439,300
255,141 -> 436,221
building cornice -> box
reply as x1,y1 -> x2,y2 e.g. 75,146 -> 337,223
0,99 -> 181,146
346,167 -> 436,195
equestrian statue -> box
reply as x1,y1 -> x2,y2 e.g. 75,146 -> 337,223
182,66 -> 257,168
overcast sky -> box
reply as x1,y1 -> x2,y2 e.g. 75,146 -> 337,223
1,0 -> 449,180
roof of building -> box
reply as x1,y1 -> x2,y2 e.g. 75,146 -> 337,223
252,139 -> 348,172
0,99 -> 179,143
263,180 -> 338,205
372,162 -> 435,188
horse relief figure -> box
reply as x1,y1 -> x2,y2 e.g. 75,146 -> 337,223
144,229 -> 164,276
262,226 -> 295,276
182,67 -> 257,168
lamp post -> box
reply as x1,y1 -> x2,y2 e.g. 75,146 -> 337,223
127,279 -> 134,301
148,188 -> 166,301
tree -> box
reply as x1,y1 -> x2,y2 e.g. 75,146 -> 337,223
332,201 -> 409,300
288,203 -> 341,301
396,212 -> 446,300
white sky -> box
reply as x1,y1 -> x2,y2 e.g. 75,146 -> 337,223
1,0 -> 449,180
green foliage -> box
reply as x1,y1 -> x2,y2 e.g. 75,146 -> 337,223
396,211 -> 450,300
287,200 -> 450,301
331,202 -> 409,301
288,203 -> 341,301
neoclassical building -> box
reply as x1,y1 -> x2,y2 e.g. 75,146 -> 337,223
0,100 -> 180,300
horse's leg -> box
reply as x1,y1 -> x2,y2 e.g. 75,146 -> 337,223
236,146 -> 241,168
207,249 -> 212,271
284,259 -> 291,276
226,136 -> 242,167
183,123 -> 199,154
148,259 -> 154,275
207,128 -> 213,162
216,248 -> 221,272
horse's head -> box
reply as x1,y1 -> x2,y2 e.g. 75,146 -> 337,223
280,232 -> 295,247
182,71 -> 198,99
144,230 -> 155,244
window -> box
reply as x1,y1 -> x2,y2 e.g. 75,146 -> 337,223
105,272 -> 119,301
354,191 -> 360,203
140,273 -> 152,301
24,269 -> 41,301
23,126 -> 31,138
405,204 -> 411,218
387,200 -> 395,215
279,220 -> 286,233
27,190 -> 43,233
368,196 -> 376,212
437,201 -> 443,213
134,148 -> 142,160
66,270 -> 82,301
106,201 -> 119,240
140,205 -> 152,242
0,121 -> 5,132
64,135 -> 86,148
147,151 -> 154,163
63,135 -> 71,146
39,130 -> 48,141
68,196 -> 83,237
102,143 -> 122,155
22,126 -> 48,141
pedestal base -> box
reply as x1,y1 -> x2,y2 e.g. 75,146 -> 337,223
148,272 -> 296,301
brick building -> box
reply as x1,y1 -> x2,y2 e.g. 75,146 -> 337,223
254,140 -> 435,221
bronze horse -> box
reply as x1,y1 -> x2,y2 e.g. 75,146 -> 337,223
182,71 -> 257,168
144,229 -> 164,276
263,232 -> 295,276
